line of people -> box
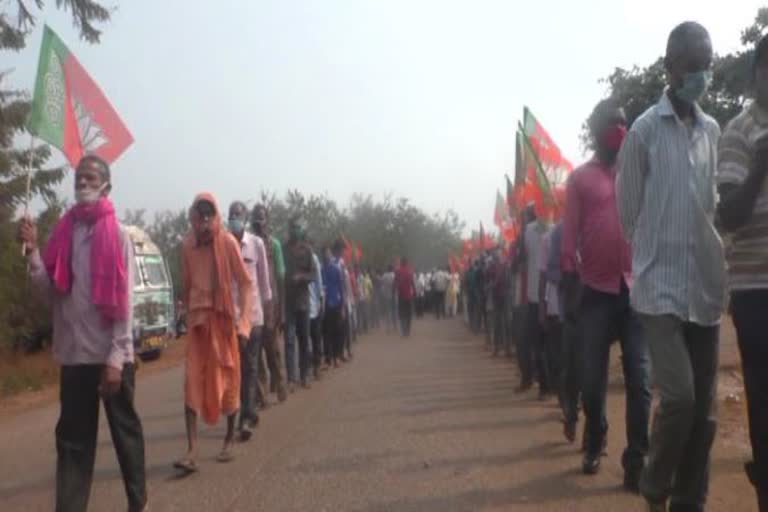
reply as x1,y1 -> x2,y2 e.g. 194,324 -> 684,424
16,171 -> 403,511
461,22 -> 768,512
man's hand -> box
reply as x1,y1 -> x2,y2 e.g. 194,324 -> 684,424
238,333 -> 249,349
99,366 -> 122,398
17,217 -> 38,255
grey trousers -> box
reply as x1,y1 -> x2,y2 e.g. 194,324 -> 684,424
639,314 -> 719,508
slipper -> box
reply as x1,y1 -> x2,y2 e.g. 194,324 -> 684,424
216,449 -> 234,463
173,458 -> 198,474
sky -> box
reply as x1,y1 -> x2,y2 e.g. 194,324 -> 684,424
6,0 -> 767,234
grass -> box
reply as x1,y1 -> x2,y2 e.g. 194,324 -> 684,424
0,349 -> 59,399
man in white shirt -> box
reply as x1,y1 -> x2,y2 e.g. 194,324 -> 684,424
228,201 -> 272,441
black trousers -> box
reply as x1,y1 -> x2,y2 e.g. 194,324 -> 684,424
310,315 -> 323,372
732,290 -> 768,500
517,303 -> 548,391
323,306 -> 344,362
399,298 -> 413,337
56,364 -> 146,512
435,291 -> 446,318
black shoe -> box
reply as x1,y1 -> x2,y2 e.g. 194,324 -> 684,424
563,421 -> 576,443
515,382 -> 532,394
582,454 -> 600,475
623,471 -> 641,494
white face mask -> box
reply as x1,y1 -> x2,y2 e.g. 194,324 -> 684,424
75,182 -> 108,204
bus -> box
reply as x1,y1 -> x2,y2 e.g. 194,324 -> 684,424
126,226 -> 175,360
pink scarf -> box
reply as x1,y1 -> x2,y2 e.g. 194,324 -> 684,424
43,197 -> 129,322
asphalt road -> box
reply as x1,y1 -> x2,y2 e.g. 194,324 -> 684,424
0,317 -> 756,511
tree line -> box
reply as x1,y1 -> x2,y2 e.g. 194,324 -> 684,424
3,3 -> 768,351
123,191 -> 465,300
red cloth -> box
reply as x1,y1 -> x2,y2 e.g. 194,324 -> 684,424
560,158 -> 632,294
394,265 -> 415,300
43,197 -> 128,322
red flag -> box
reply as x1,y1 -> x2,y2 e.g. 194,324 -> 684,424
355,242 -> 363,262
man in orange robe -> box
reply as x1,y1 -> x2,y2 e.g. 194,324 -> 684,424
174,193 -> 252,472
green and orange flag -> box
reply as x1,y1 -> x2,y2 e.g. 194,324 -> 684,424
27,26 -> 133,167
494,190 -> 509,227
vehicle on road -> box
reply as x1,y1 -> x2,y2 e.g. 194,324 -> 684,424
126,226 -> 175,360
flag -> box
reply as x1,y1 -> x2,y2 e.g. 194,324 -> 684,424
479,222 -> 485,250
341,234 -> 354,263
27,25 -> 133,167
494,190 -> 509,227
522,107 -> 573,187
354,242 -> 363,262
514,132 -> 525,186
505,174 -> 515,217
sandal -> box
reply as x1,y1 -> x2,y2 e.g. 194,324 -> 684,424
173,458 -> 198,475
216,448 -> 234,463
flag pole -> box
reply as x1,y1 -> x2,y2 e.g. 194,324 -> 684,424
21,136 -> 36,256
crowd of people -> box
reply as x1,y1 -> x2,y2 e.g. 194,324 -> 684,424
15,17 -> 768,512
458,21 -> 768,512
16,165 -> 448,511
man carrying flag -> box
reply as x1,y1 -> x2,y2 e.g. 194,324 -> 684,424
18,156 -> 147,512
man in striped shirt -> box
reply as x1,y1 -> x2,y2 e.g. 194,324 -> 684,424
717,33 -> 768,512
617,22 -> 725,512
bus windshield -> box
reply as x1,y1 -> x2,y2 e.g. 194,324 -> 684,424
139,255 -> 169,288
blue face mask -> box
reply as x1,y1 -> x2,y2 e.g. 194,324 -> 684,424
675,70 -> 713,104
229,218 -> 245,234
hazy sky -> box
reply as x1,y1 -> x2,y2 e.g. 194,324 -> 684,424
6,0 -> 767,233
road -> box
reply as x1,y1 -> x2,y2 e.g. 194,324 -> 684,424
0,317 -> 756,511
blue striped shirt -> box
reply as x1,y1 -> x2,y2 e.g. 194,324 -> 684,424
616,91 -> 726,326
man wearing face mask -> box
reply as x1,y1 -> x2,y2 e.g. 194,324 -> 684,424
175,194 -> 252,472
283,215 -> 317,388
617,22 -> 725,512
561,98 -> 651,490
17,155 -> 147,512
251,204 -> 288,403
227,201 -> 272,442
717,33 -> 768,512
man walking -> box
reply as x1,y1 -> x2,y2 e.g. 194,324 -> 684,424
19,155 -> 147,512
251,205 -> 288,403
563,98 -> 651,488
323,243 -> 347,366
309,245 -> 325,379
717,33 -> 768,511
228,201 -> 272,441
617,22 -> 725,512
283,216 -> 317,389
394,257 -> 416,337
175,193 -> 253,471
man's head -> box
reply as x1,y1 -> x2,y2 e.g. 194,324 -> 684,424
400,257 -> 409,268
753,33 -> 768,107
228,201 -> 248,240
250,204 -> 269,236
323,246 -> 333,262
74,155 -> 111,204
332,238 -> 345,258
588,97 -> 628,164
665,21 -> 713,105
190,194 -> 219,245
288,215 -> 306,242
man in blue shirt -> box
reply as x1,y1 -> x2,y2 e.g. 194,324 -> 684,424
322,241 -> 346,367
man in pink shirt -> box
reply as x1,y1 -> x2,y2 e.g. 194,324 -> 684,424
561,98 -> 651,490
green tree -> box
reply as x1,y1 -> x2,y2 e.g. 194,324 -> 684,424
146,209 -> 188,297
586,7 -> 768,146
0,0 -> 111,349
